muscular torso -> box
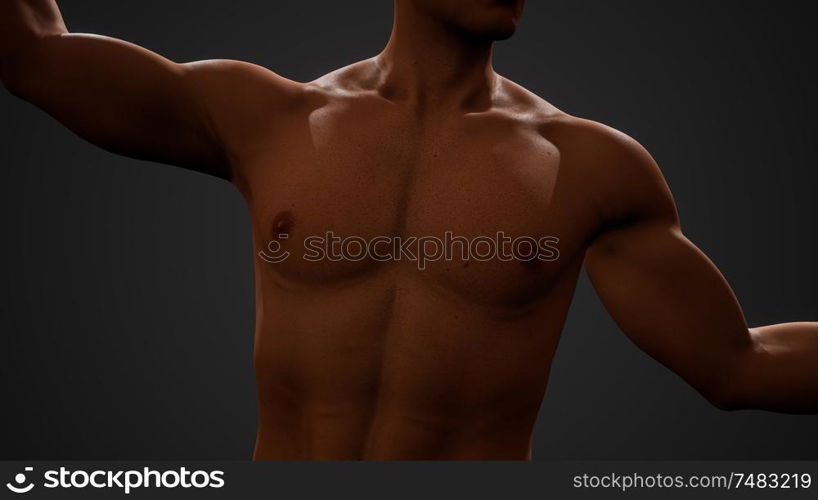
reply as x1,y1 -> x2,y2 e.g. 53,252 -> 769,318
226,63 -> 606,460
7,1 -> 810,463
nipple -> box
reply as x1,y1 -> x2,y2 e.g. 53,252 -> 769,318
514,239 -> 542,268
272,211 -> 295,239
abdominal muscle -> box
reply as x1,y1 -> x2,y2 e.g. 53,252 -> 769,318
250,263 -> 577,460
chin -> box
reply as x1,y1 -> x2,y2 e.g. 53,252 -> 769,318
489,22 -> 518,40
485,0 -> 524,39
469,21 -> 519,41
466,9 -> 522,41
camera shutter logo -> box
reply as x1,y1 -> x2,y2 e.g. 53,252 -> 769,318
6,467 -> 35,494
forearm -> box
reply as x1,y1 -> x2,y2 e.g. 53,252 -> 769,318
0,0 -> 68,87
725,323 -> 818,413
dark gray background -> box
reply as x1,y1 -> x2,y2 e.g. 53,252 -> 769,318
1,0 -> 816,460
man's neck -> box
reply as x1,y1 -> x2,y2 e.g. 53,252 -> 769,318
374,3 -> 498,112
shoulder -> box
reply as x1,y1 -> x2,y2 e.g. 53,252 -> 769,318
493,78 -> 674,223
492,77 -> 648,164
179,60 -> 311,159
539,113 -> 678,229
493,77 -> 651,167
539,114 -> 653,169
183,59 -> 306,110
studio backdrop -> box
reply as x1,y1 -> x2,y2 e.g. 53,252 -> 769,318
1,0 -> 816,460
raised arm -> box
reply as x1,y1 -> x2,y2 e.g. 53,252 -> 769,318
0,0 -> 296,179
579,121 -> 818,413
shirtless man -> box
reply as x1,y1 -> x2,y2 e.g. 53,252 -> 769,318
2,0 -> 817,460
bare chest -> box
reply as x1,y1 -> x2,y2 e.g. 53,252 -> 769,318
237,101 -> 593,306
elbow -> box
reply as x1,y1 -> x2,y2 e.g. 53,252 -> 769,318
699,369 -> 747,412
1,68 -> 25,98
704,387 -> 743,412
0,62 -> 37,101
1,34 -> 61,98
695,358 -> 746,411
1,51 -> 29,98
0,53 -> 22,96
700,336 -> 762,411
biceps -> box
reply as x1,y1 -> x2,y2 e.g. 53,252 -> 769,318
10,34 -> 224,174
585,222 -> 752,389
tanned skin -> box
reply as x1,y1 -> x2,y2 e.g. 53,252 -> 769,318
2,0 -> 817,460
